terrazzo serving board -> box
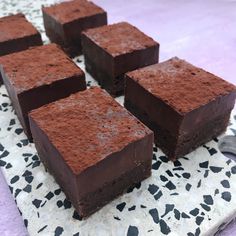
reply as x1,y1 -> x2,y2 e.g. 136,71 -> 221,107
1,0 -> 236,236
0,61 -> 236,236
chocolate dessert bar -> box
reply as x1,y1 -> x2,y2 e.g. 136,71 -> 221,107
42,0 -> 107,57
29,87 -> 153,217
124,57 -> 236,160
81,22 -> 159,96
0,13 -> 42,84
0,44 -> 86,139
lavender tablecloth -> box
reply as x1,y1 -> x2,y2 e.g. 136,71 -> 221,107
0,0 -> 236,235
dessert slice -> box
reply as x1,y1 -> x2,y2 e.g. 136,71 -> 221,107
82,22 -> 159,96
0,13 -> 42,84
29,87 -> 153,217
124,57 -> 236,160
42,0 -> 107,56
0,44 -> 86,139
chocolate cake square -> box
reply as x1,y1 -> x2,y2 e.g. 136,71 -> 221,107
42,0 -> 107,57
81,22 -> 159,96
0,43 -> 86,139
0,13 -> 42,84
29,87 -> 153,217
124,57 -> 236,160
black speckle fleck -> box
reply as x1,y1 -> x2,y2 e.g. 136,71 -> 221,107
200,203 -> 211,211
203,195 -> 213,205
159,219 -> 171,235
174,209 -> 180,220
204,170 -> 209,178
166,170 -> 174,177
214,189 -> 219,195
165,181 -> 176,190
149,208 -> 159,224
73,233 -> 80,236
197,180 -> 201,188
22,170 -> 32,177
0,143 -> 4,152
152,154 -> 157,161
141,205 -> 147,208
22,153 -> 32,157
9,119 -> 16,126
64,199 -> 72,209
221,180 -> 230,188
10,175 -> 19,184
208,148 -> 217,156
148,184 -> 159,195
32,161 -> 40,168
195,227 -> 201,236
231,166 -> 236,174
57,200 -> 63,208
36,183 -> 43,189
114,216 -> 121,221
226,159 -> 232,165
38,225 -> 48,233
159,156 -> 169,163
221,191 -> 231,202
54,189 -> 62,195
152,161 -> 161,170
55,226 -> 64,236
23,185 -> 32,193
128,205 -> 136,211
174,160 -> 181,166
21,139 -> 29,146
182,172 -> 191,179
14,189 -> 21,198
154,191 -> 163,200
72,211 -> 82,220
0,160 -> 6,166
199,161 -> 209,168
173,167 -> 184,171
181,212 -> 190,218
189,208 -> 199,216
210,166 -> 223,173
175,173 -> 181,178
0,150 -> 9,158
24,219 -> 28,228
196,216 -> 204,225
127,225 -> 139,236
15,128 -> 23,135
6,163 -> 12,169
32,199 -> 42,208
225,171 -> 231,178
25,176 -> 33,184
9,186 -> 13,194
161,204 -> 174,218
185,183 -> 192,191
41,200 -> 47,207
32,155 -> 39,161
116,202 -> 126,212
160,175 -> 168,182
45,192 -> 54,200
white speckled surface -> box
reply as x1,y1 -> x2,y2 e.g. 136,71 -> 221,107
1,62 -> 236,235
1,0 -> 236,236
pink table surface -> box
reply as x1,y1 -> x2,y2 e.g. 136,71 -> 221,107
0,0 -> 236,235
